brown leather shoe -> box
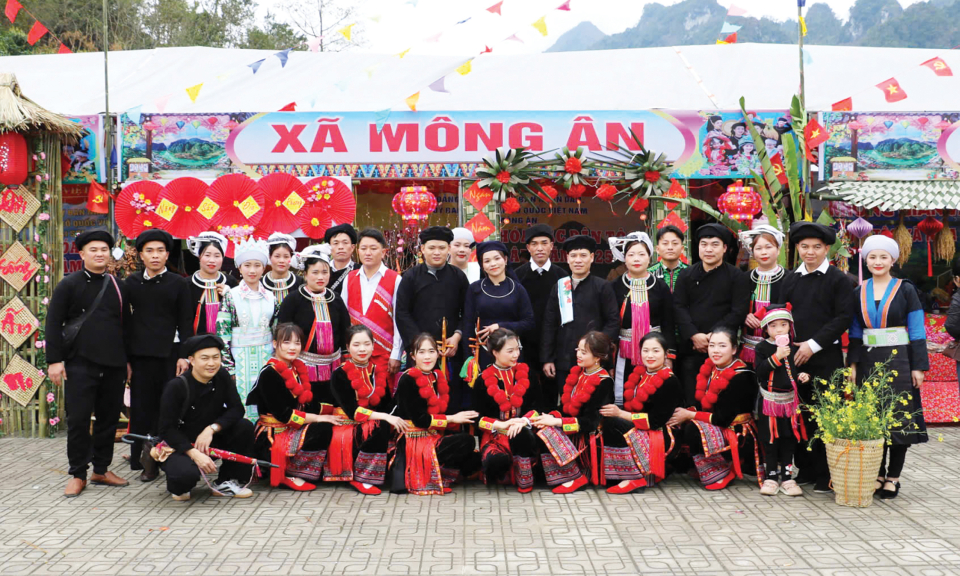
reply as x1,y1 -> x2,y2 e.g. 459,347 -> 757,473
64,477 -> 86,498
90,471 -> 129,487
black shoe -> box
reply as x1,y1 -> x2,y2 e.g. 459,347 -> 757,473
813,478 -> 832,493
139,470 -> 159,482
880,481 -> 900,500
794,472 -> 814,486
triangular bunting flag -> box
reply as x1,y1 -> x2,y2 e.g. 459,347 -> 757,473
799,15 -> 807,37
481,45 -> 492,54
720,21 -> 740,34
308,35 -> 323,52
727,4 -> 748,16
369,15 -> 381,23
185,83 -> 203,103
126,105 -> 142,125
921,56 -> 953,77
532,16 -> 548,36
716,39 -> 728,45
4,0 -> 21,23
405,92 -> 420,112
802,47 -> 812,65
876,77 -> 907,102
155,93 -> 172,113
278,102 -> 296,112
57,43 -> 71,54
506,34 -> 523,43
425,32 -> 441,42
375,109 -> 391,132
487,1 -> 502,15
428,77 -> 449,93
275,48 -> 292,67
339,23 -> 355,42
27,21 -> 47,45
557,0 -> 571,10
248,59 -> 265,74
723,31 -> 737,43
457,17 -> 471,25
456,60 -> 472,75
832,97 -> 853,111
397,47 -> 411,58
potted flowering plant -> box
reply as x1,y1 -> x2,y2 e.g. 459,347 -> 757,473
809,353 -> 920,507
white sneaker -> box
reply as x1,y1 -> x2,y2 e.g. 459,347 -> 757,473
780,479 -> 803,497
212,480 -> 253,498
760,479 -> 780,496
171,492 -> 191,502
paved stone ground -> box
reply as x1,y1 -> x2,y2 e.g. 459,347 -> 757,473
2,430 -> 960,576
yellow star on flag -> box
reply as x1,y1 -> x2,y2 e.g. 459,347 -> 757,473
887,85 -> 898,94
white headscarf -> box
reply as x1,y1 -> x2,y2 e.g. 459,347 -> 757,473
608,232 -> 654,262
233,238 -> 270,266
451,227 -> 475,244
266,232 -> 297,252
298,244 -> 333,267
861,234 -> 899,261
738,224 -> 785,253
187,231 -> 228,258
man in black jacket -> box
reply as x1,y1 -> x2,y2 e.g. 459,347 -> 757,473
673,223 -> 751,403
125,229 -> 194,480
157,334 -> 255,501
515,224 -> 565,412
781,222 -> 856,492
46,229 -> 131,498
325,223 -> 357,293
541,234 -> 619,409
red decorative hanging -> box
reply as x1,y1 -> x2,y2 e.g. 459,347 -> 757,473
717,179 -> 761,224
392,185 -> 437,228
918,216 -> 944,276
0,132 -> 28,186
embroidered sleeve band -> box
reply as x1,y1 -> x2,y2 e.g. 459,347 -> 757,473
429,414 -> 449,430
630,412 -> 650,430
289,410 -> 307,428
354,406 -> 374,422
693,411 -> 712,424
561,417 -> 579,434
479,417 -> 496,431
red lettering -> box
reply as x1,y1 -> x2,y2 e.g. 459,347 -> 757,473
310,123 -> 348,153
271,124 -> 308,153
567,121 -> 602,151
425,120 -> 459,152
508,123 -> 543,150
370,123 -> 419,152
465,123 -> 503,152
605,122 -> 645,150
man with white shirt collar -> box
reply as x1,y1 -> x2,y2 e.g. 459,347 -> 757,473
324,223 -> 357,293
781,221 -> 856,493
125,228 -> 194,481
341,228 -> 403,376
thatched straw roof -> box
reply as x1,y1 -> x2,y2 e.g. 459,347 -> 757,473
0,72 -> 84,139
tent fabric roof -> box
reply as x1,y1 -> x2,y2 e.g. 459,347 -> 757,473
0,44 -> 958,116
822,180 -> 960,211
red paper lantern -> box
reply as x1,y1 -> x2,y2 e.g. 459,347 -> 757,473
392,186 -> 437,226
0,132 -> 29,186
717,180 -> 762,224
596,184 -> 617,202
502,197 -> 521,214
918,216 -> 945,276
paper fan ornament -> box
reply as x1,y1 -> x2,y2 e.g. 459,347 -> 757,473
298,205 -> 338,239
155,177 -> 215,238
302,177 -> 356,223
208,174 -> 265,228
115,181 -> 164,237
258,173 -> 308,234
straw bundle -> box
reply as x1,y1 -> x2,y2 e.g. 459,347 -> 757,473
893,217 -> 912,266
934,226 -> 955,265
0,73 -> 83,140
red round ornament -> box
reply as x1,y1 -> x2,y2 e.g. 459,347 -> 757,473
502,197 -> 521,214
596,184 -> 617,202
565,157 -> 583,174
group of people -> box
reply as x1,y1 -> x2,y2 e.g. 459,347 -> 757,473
46,215 -> 928,501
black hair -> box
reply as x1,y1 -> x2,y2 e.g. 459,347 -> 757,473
953,256 -> 960,278
708,115 -> 722,127
622,240 -> 651,257
750,231 -> 781,249
709,326 -> 739,350
303,256 -> 330,273
198,241 -> 224,258
486,328 -> 519,354
346,324 -> 374,347
411,332 -> 439,353
358,227 -> 387,248
273,322 -> 304,345
269,243 -> 294,257
658,225 -> 685,243
638,331 -> 669,354
580,330 -> 615,362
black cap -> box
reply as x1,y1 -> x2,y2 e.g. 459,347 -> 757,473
524,224 -> 555,244
323,223 -> 357,244
789,222 -> 836,245
418,226 -> 454,244
75,229 -> 114,251
135,229 -> 174,252
695,223 -> 735,247
475,241 -> 509,262
182,334 -> 225,357
563,234 -> 598,253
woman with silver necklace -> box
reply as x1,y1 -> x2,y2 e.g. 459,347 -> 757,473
607,232 -> 675,406
186,232 -> 238,335
262,233 -> 304,304
277,244 -> 350,406
461,241 -> 535,375
738,225 -> 794,364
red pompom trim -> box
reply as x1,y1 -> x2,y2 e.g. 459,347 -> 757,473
343,361 -> 387,408
267,357 -> 313,405
622,367 -> 672,413
693,359 -> 744,412
407,368 -> 449,415
481,363 -> 530,415
560,367 -> 607,417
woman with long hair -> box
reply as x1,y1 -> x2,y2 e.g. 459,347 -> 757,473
186,231 -> 238,335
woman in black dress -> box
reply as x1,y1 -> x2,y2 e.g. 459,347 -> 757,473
261,233 -> 303,304
186,231 -> 238,335
738,225 -> 793,364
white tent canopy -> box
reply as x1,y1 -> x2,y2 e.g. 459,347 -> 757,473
1,43 -> 957,116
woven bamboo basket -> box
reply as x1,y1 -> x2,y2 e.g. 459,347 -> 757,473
825,438 -> 885,507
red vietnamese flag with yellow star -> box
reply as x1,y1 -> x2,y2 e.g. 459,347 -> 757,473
921,57 -> 953,77
876,78 -> 907,102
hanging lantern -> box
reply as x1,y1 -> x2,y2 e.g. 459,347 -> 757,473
848,217 -> 874,285
392,186 -> 437,227
717,180 -> 761,224
0,132 -> 29,186
917,215 -> 944,276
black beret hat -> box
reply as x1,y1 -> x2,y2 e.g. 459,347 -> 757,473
323,223 -> 358,244
418,226 -> 454,244
182,334 -> 225,357
75,229 -> 114,251
524,224 -> 555,244
789,222 -> 837,245
695,223 -> 735,247
135,228 -> 174,252
563,234 -> 598,253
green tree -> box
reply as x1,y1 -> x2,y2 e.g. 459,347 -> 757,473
243,13 -> 306,50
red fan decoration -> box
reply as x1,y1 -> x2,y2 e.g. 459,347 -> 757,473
115,181 -> 164,237
298,204 -> 337,239
155,177 -> 214,238
258,173 -> 308,234
207,174 -> 265,228
302,176 -> 356,225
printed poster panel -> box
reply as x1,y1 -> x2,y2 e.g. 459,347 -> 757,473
63,115 -> 102,184
63,203 -> 110,274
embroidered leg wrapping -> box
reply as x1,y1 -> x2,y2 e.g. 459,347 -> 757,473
693,453 -> 731,487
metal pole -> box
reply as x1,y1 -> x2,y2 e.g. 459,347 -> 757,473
798,4 -> 810,202
103,0 -> 115,238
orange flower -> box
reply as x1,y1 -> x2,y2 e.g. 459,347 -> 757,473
496,171 -> 511,184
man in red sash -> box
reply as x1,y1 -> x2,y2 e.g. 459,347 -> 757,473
340,228 -> 403,377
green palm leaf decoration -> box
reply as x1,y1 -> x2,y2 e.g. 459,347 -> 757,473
593,130 -> 673,202
474,146 -> 550,204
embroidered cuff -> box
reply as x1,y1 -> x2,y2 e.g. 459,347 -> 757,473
561,417 -> 579,434
354,406 -> 374,422
289,410 -> 307,428
318,403 -> 334,416
667,350 -> 677,360
693,411 -> 712,424
770,355 -> 783,367
630,412 -> 650,430
523,410 -> 539,420
479,417 -> 497,431
548,410 -> 563,419
429,414 -> 449,430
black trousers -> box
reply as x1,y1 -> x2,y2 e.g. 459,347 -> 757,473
679,352 -> 708,406
129,355 -> 178,468
481,427 -> 538,482
758,416 -> 798,480
64,358 -> 126,479
162,419 -> 256,496
879,444 -> 909,478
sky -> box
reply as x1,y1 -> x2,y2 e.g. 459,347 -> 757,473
257,0 -> 927,56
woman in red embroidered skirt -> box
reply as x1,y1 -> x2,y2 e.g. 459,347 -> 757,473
248,323 -> 346,491
327,325 -> 409,495
599,332 -> 683,494
532,331 -> 615,494
391,334 -> 480,495
667,327 -> 762,490
474,328 -> 540,493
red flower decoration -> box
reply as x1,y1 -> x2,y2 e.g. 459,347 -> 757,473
644,170 -> 661,183
567,184 -> 586,199
629,197 -> 649,212
496,171 -> 512,184
502,197 -> 521,214
538,185 -> 558,204
565,157 -> 583,174
596,184 -> 617,202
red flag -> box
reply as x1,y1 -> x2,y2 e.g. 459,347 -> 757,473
480,45 -> 492,54
57,43 -> 71,54
876,77 -> 907,103
486,1 -> 502,14
278,102 -> 296,111
769,152 -> 789,185
4,0 -> 21,22
724,32 -> 737,43
921,56 -> 953,77
26,21 -> 47,45
804,118 -> 829,149
831,97 -> 853,111
86,181 -> 109,214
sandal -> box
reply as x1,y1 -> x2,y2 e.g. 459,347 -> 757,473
880,480 -> 900,500
874,477 -> 885,493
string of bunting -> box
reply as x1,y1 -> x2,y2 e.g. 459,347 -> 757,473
716,3 -> 747,44
827,56 -> 954,111
4,0 -> 72,53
